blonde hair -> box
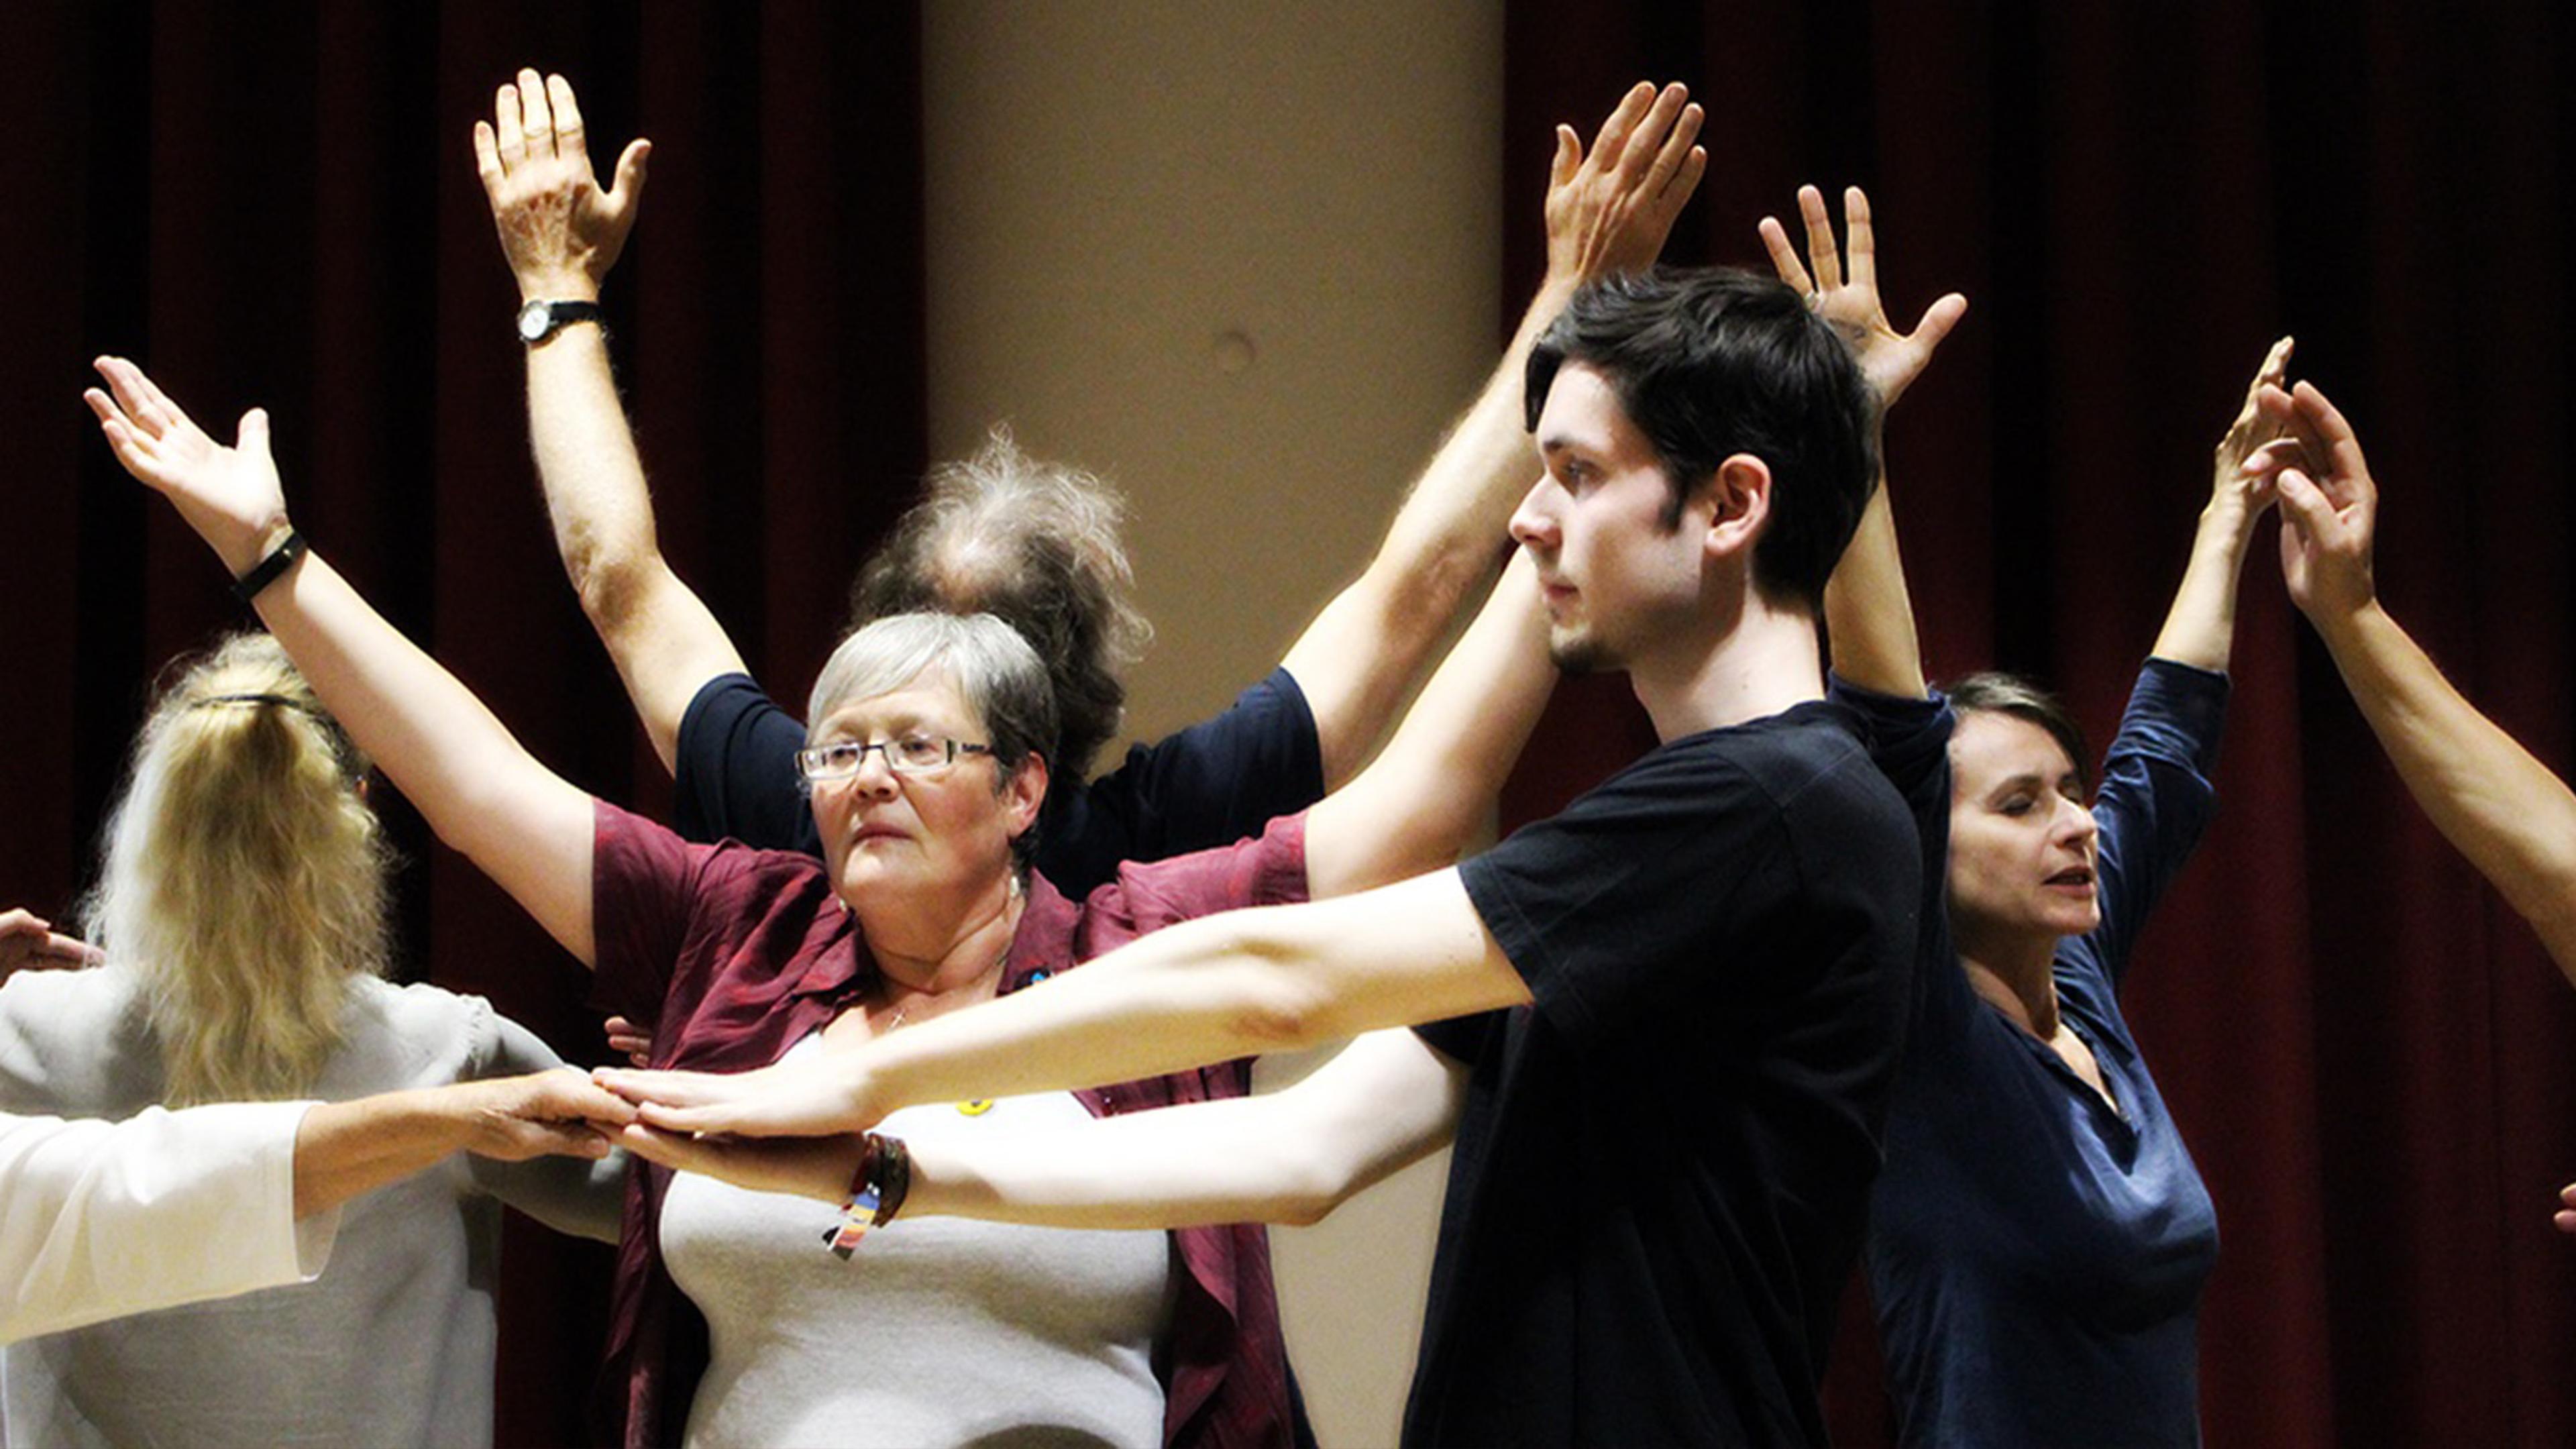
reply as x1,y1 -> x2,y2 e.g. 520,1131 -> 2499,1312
80,633 -> 392,1104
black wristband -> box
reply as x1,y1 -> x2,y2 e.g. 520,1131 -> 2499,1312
231,529 -> 307,604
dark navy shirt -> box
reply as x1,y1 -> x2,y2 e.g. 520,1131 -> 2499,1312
1843,661 -> 2226,1448
671,667 -> 1325,898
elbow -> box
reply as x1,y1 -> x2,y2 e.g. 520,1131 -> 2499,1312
1201,924 -> 1348,1053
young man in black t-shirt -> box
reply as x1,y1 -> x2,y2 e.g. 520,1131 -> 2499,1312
604,266 -> 1923,1447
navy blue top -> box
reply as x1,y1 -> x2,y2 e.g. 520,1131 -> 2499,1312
670,667 -> 1326,900
1842,661 -> 2226,1448
1409,700 -> 1921,1447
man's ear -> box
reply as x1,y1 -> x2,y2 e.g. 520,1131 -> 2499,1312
1699,453 -> 1773,566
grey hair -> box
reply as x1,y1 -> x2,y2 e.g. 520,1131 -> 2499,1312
806,612 -> 1058,875
845,429 -> 1150,783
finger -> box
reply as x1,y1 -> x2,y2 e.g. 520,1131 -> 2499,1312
1843,186 -> 1876,294
1666,145 -> 1708,209
1640,103 -> 1703,202
2239,437 -> 2306,477
634,1099 -> 750,1136
1615,84 -> 1690,181
1797,184 -> 1841,291
472,120 -> 503,191
519,1122 -> 612,1159
2257,335 -> 2294,387
517,67 -> 554,156
1587,81 -> 1658,174
594,1066 -> 734,1108
97,358 -> 176,439
1758,217 -> 1815,293
1548,124 -> 1581,190
615,1123 -> 702,1173
493,82 -> 525,166
0,909 -> 40,937
547,74 -> 587,164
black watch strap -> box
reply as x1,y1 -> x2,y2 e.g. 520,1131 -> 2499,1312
232,529 -> 308,604
517,299 -> 604,344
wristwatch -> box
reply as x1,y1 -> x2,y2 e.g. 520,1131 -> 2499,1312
517,299 -> 603,345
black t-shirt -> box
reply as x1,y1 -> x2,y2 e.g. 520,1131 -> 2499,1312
670,668 -> 1326,899
1407,699 -> 1921,1448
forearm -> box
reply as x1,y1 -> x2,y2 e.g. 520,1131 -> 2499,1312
2149,496 -> 2263,672
863,875 -> 1520,1123
1282,279 -> 1575,786
292,1089 -> 482,1219
914,1034 -> 1462,1230
525,330 -> 744,771
1823,472 -> 1927,698
251,551 -> 596,961
2314,602 -> 2576,974
1304,555 -> 1555,896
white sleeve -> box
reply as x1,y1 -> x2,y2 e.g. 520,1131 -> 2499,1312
0,1101 -> 339,1344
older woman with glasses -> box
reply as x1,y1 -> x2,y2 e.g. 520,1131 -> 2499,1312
91,356 -> 1555,1448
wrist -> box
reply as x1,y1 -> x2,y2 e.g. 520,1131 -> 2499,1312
221,515 -> 299,583
515,274 -> 602,306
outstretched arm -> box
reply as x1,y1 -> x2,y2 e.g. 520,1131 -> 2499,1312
2148,338 -> 2296,671
1764,184 -> 1967,699
476,68 -> 746,771
87,358 -> 602,965
618,1028 -> 1465,1230
293,1070 -> 635,1219
2271,382 -> 2576,979
1282,81 -> 1705,785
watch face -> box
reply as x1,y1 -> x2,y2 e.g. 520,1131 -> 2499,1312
518,302 -> 551,341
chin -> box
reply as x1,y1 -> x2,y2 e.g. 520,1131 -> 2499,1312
1548,631 -> 1615,674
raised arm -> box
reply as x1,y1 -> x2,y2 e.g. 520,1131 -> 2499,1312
87,358 -> 602,965
2271,382 -> 2576,979
1301,551 -> 1554,896
2147,338 -> 2295,671
475,68 -> 747,771
1281,81 -> 1705,785
617,1028 -> 1465,1230
1764,185 -> 1967,700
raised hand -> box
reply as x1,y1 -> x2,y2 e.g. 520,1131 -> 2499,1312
472,68 -> 649,301
1758,184 -> 1967,411
1543,82 -> 1708,286
594,1051 -> 877,1138
2212,337 -> 2298,512
2260,380 -> 2379,620
0,908 -> 101,981
86,356 -> 290,577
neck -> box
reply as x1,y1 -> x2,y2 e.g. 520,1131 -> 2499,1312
1955,925 -> 2063,1039
1629,592 -> 1827,741
856,875 -> 1026,1004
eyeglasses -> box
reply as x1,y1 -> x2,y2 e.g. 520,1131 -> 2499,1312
795,737 -> 994,782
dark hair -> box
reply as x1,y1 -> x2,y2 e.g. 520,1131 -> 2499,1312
1523,266 -> 1879,608
1944,672 -> 2093,794
847,431 -> 1149,784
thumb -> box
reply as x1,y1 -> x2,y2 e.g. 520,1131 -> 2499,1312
1911,292 -> 1969,351
237,408 -> 272,460
1549,125 -> 1580,186
2273,467 -> 2334,541
610,138 -> 651,209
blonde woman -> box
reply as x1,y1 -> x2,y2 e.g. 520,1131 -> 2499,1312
0,633 -> 621,1449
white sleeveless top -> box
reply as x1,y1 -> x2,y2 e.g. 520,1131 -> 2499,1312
661,1049 -> 1171,1449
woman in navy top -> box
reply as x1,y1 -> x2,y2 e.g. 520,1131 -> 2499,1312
1766,184 -> 2294,1444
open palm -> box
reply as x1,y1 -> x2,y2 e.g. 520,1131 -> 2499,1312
86,356 -> 289,575
1758,184 -> 1966,410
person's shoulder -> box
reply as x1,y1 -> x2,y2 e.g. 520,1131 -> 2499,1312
0,965 -> 137,1040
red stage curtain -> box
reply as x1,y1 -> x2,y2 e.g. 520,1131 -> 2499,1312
1501,3 -> 2576,1445
0,4 -> 922,1442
